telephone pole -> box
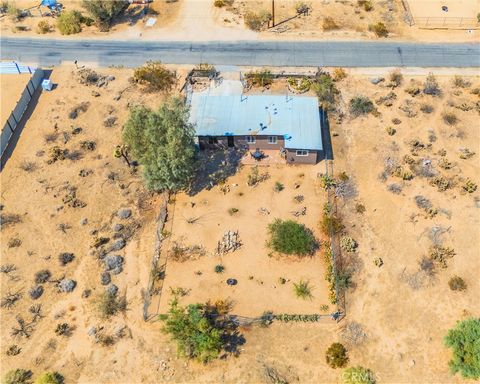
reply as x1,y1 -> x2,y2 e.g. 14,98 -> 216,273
271,0 -> 275,27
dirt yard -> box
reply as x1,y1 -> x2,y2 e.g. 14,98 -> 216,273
1,65 -> 479,383
408,0 -> 480,25
0,73 -> 31,128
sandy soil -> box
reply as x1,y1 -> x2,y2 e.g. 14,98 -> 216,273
0,73 -> 31,128
1,0 -> 478,42
1,65 -> 479,383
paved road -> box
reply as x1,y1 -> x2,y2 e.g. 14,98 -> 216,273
1,37 -> 479,68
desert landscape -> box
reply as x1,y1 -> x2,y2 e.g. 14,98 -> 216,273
1,0 -> 478,42
1,62 -> 479,383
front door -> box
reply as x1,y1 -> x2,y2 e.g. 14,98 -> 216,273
227,136 -> 234,147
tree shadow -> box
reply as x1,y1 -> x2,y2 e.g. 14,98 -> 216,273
221,329 -> 246,358
188,147 -> 247,196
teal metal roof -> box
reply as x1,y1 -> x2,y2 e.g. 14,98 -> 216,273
189,94 -> 322,151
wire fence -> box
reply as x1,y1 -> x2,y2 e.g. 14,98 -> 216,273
414,17 -> 478,29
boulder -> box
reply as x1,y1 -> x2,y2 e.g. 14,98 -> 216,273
59,279 -> 76,293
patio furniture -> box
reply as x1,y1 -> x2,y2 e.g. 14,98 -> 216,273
250,149 -> 265,161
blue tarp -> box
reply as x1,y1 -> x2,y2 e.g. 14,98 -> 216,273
41,0 -> 57,8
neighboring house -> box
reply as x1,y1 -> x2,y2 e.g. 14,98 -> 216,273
188,92 -> 323,164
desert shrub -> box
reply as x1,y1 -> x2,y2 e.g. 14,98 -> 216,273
247,166 -> 270,186
355,203 -> 366,214
34,269 -> 51,284
267,219 -> 316,256
82,0 -> 129,31
133,61 -> 176,92
462,179 -> 477,193
35,372 -> 63,384
388,69 -> 403,88
349,96 -> 374,117
357,0 -> 373,11
340,236 -> 358,252
97,292 -> 127,318
57,10 -> 82,35
448,276 -> 467,291
7,2 -> 22,21
3,369 -> 32,384
430,176 -> 450,191
333,68 -> 347,81
342,366 -> 376,384
287,77 -> 311,93
429,245 -> 455,268
55,323 -> 73,336
214,264 -> 224,273
245,69 -> 274,87
444,318 -> 480,379
442,112 -> 458,126
8,237 -> 22,248
293,280 -> 313,299
368,22 -> 388,37
228,207 -> 239,215
326,343 -> 349,368
213,0 -> 225,7
312,73 -> 338,110
420,103 -> 434,114
453,76 -> 471,88
123,98 -> 195,192
274,181 -> 284,192
385,126 -> 396,136
295,1 -> 309,14
161,299 -> 223,363
321,209 -> 344,236
36,20 -> 52,34
244,10 -> 271,31
1,213 -> 22,227
323,16 -> 339,31
423,73 -> 441,96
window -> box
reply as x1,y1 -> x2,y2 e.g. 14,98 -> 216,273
296,150 -> 309,156
208,136 -> 218,144
246,135 -> 256,144
268,136 -> 277,144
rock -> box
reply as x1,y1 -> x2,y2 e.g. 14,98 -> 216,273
91,90 -> 100,97
71,127 -> 82,135
111,266 -> 124,275
106,75 -> 115,82
87,327 -> 97,337
106,284 -> 118,296
59,279 -> 76,293
101,271 -> 111,285
408,359 -> 415,367
370,77 -> 385,85
59,252 -> 75,266
113,93 -> 121,101
80,218 -> 88,225
105,255 -> 124,271
82,289 -> 91,298
109,238 -> 126,252
117,208 -> 132,219
89,229 -> 98,236
113,223 -> 124,232
29,285 -> 44,300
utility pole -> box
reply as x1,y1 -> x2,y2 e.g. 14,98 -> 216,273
271,0 -> 275,28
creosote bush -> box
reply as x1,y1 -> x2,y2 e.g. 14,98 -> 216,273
4,369 -> 32,384
424,73 -> 441,96
312,72 -> 338,110
97,292 -> 127,318
368,22 -> 388,37
82,0 -> 129,31
349,96 -> 374,117
133,61 -> 176,92
57,10 -> 82,35
442,112 -> 458,126
444,318 -> 480,379
448,276 -> 467,291
267,219 -> 316,256
244,10 -> 271,31
323,16 -> 339,31
35,372 -> 64,384
36,20 -> 52,34
326,342 -> 349,368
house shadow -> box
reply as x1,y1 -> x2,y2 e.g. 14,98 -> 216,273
320,108 -> 334,161
188,147 -> 247,196
1,69 -> 53,171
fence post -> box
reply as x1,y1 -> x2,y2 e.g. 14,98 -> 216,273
14,62 -> 20,74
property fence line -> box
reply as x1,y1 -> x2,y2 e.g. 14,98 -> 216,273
143,193 -> 170,321
413,17 -> 478,29
0,61 -> 37,74
324,158 -> 346,321
1,68 -> 44,164
400,0 -> 415,26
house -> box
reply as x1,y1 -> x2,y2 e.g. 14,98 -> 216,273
188,92 -> 323,164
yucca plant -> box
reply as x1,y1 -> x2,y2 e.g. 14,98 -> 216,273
293,280 -> 313,300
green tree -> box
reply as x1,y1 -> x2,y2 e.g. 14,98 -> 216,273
161,299 -> 223,363
4,369 -> 32,384
82,0 -> 129,31
267,219 -> 316,256
56,10 -> 82,35
342,366 -> 375,384
35,372 -> 64,384
444,318 -> 480,379
123,98 -> 196,192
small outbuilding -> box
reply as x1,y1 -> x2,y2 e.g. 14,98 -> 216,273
189,92 -> 323,164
